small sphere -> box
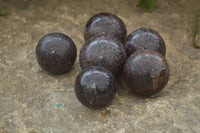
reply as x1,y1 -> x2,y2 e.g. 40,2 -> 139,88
84,12 -> 127,42
75,66 -> 117,109
79,36 -> 127,78
124,28 -> 166,56
36,33 -> 77,75
123,50 -> 170,96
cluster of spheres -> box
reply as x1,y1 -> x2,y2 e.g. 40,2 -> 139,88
36,12 -> 170,109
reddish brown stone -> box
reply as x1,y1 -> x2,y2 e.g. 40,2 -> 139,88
79,36 -> 127,78
123,50 -> 170,96
84,12 -> 127,42
74,66 -> 117,109
36,33 -> 77,75
124,28 -> 166,56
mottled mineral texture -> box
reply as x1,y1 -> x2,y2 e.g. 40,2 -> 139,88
0,0 -> 200,133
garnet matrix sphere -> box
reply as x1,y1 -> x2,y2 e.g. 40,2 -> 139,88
79,36 -> 127,78
36,33 -> 77,75
124,28 -> 166,56
75,66 -> 117,109
84,12 -> 127,42
123,50 -> 170,96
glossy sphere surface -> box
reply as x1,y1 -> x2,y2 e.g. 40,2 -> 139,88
84,12 -> 127,42
124,28 -> 166,56
36,33 -> 77,75
123,50 -> 170,96
75,66 -> 117,109
80,36 -> 127,78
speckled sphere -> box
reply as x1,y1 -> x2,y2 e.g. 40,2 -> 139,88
75,66 -> 117,109
84,12 -> 127,42
123,50 -> 170,96
36,33 -> 77,75
79,36 -> 127,78
124,28 -> 166,56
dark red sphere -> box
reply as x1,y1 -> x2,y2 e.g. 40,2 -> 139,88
84,12 -> 127,42
79,36 -> 127,78
75,66 -> 117,109
36,33 -> 77,75
124,28 -> 166,56
123,50 -> 170,96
